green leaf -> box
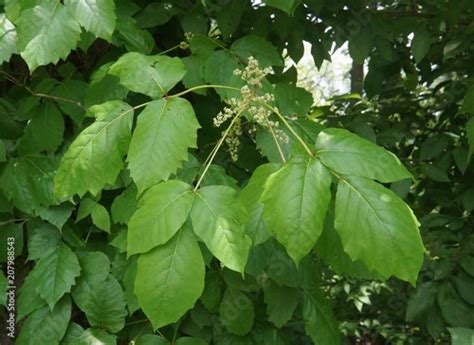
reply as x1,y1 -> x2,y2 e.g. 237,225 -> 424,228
134,334 -> 168,345
438,282 -> 474,327
16,3 -> 81,72
31,242 -> 81,309
0,223 -> 23,261
348,27 -> 373,64
216,0 -> 246,39
116,15 -> 154,54
467,117 -> 474,155
127,98 -> 200,192
127,180 -> 195,256
190,185 -> 251,273
54,101 -> 134,198
0,13 -> 17,64
315,208 -> 380,279
2,155 -> 58,213
453,271 -> 474,305
122,258 -> 139,314
27,224 -> 61,261
175,338 -> 208,345
111,184 -> 137,224
203,50 -> 244,100
0,140 -> 5,162
406,282 -> 438,322
302,287 -> 340,345
0,271 -> 6,306
462,86 -> 474,116
315,128 -> 412,183
65,0 -> 116,40
77,198 -> 111,232
61,322 -> 85,344
449,328 -> 474,345
335,175 -> 424,284
263,0 -> 301,16
17,272 -> 47,320
240,163 -> 280,245
81,276 -> 127,333
72,252 -> 110,311
135,226 -> 205,330
52,79 -> 87,124
69,328 -> 117,345
231,35 -> 283,67
263,282 -> 298,328
219,288 -> 255,336
274,83 -> 313,117
261,157 -> 331,263
412,28 -> 431,63
16,296 -> 71,345
36,203 -> 74,230
109,53 -> 186,98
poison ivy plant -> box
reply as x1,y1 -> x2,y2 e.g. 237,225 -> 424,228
1,0 -> 469,344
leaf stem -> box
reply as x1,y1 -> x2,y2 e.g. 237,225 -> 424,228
0,71 -> 86,110
158,44 -> 181,56
193,111 -> 242,191
263,103 -> 314,157
168,84 -> 240,98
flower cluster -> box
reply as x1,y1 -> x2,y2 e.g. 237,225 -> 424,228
213,57 -> 288,161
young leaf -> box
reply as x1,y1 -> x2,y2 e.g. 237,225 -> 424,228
219,288 -> 255,336
335,176 -> 424,284
16,296 -> 71,345
135,227 -> 205,330
54,101 -> 134,198
31,242 -> 81,309
127,180 -> 195,256
108,53 -> 186,98
190,185 -> 251,273
127,98 -> 200,193
261,156 -> 331,263
302,287 -> 340,344
315,128 -> 412,183
16,3 -> 81,72
65,0 -> 116,41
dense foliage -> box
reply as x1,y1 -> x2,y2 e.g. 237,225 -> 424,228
0,0 -> 473,344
